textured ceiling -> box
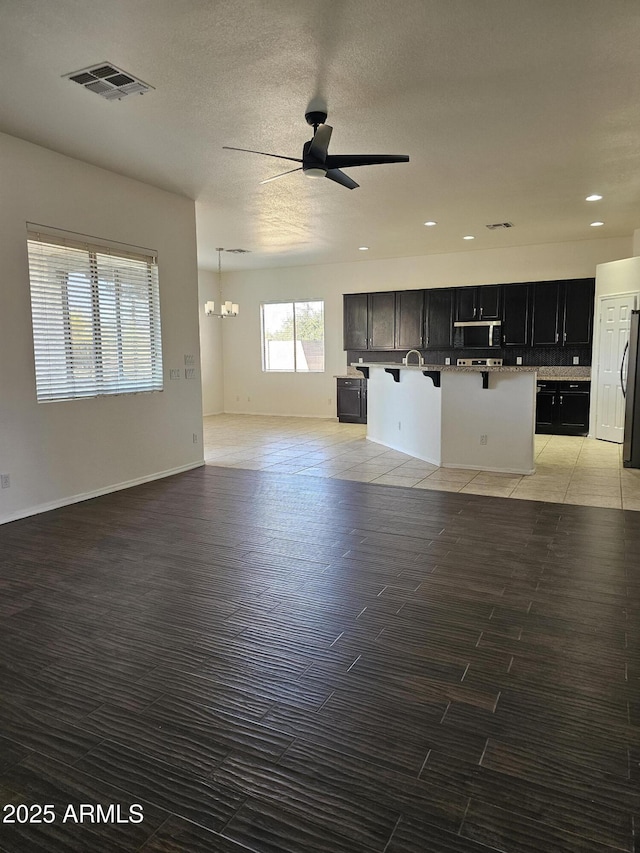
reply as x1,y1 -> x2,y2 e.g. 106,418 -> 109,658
1,0 -> 640,270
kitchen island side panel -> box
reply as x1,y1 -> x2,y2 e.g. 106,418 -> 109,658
366,367 -> 442,465
440,372 -> 536,473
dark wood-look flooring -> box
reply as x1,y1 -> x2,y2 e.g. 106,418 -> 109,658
0,465 -> 639,853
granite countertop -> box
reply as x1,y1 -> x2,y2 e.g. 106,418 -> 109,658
344,364 -> 591,379
352,362 -> 537,373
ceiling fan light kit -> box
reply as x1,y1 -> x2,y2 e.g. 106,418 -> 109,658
224,108 -> 409,190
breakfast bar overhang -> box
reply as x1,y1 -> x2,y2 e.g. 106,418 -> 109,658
354,363 -> 538,475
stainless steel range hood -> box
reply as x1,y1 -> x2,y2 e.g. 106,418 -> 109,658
453,320 -> 501,347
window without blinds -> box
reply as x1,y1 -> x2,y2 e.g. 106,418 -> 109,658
261,300 -> 325,372
27,232 -> 163,402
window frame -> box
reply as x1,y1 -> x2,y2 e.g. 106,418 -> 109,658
260,299 -> 325,373
27,228 -> 163,403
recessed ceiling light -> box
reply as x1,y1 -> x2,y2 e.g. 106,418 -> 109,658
463,235 -> 475,240
423,221 -> 437,227
586,194 -> 603,201
358,246 -> 369,251
590,221 -> 605,227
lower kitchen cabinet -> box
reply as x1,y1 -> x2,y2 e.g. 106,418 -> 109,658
536,380 -> 590,436
337,377 -> 367,423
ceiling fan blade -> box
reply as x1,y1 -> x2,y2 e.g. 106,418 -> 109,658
325,154 -> 410,169
325,169 -> 359,190
308,124 -> 333,162
259,167 -> 303,185
223,146 -> 302,164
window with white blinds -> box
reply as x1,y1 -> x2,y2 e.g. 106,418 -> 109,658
27,231 -> 163,402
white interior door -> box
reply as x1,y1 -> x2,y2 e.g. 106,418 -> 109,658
595,294 -> 636,442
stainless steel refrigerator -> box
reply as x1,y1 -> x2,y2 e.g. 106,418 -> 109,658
623,309 -> 640,468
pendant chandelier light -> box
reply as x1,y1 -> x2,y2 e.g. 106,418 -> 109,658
204,248 -> 239,318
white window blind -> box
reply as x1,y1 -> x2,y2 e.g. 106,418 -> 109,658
27,231 -> 163,402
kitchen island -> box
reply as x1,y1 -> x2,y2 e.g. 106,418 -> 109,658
354,363 -> 537,475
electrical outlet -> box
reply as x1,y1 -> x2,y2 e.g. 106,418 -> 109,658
192,433 -> 198,443
0,474 -> 10,489
516,356 -> 523,365
169,369 -> 181,380
573,356 -> 580,365
480,434 -> 488,445
445,357 -> 451,365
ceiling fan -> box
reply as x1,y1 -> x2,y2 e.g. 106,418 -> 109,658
223,109 -> 409,190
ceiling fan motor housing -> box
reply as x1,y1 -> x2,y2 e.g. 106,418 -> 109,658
302,139 -> 327,176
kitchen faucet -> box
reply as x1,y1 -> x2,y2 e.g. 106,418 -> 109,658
404,349 -> 424,366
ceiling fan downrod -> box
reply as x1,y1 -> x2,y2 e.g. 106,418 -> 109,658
305,110 -> 328,134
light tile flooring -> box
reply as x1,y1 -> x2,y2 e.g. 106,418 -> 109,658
203,414 -> 640,511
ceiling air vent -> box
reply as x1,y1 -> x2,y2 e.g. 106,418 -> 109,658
485,222 -> 514,230
63,62 -> 154,101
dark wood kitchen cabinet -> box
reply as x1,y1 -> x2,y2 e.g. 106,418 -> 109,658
536,380 -> 590,435
343,291 -> 397,350
425,288 -> 454,348
455,285 -> 501,321
532,279 -> 595,347
532,281 -> 561,345
337,377 -> 367,423
368,291 -> 396,349
501,282 -> 531,346
395,289 -> 424,349
343,293 -> 368,350
563,278 -> 595,345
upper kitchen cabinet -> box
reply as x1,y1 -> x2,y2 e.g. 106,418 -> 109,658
395,289 -> 424,350
531,278 -> 595,347
343,291 -> 401,350
455,285 -> 501,321
425,288 -> 454,349
532,281 -> 562,345
501,283 -> 531,346
563,278 -> 595,345
368,291 -> 396,349
343,293 -> 368,350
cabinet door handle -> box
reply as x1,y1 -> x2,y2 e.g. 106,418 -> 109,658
559,394 -> 564,404
555,331 -> 559,343
479,306 -> 483,318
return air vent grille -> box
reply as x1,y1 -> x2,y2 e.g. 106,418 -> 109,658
63,62 -> 154,101
486,222 -> 514,230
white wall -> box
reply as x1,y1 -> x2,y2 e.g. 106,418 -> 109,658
0,132 -> 203,524
198,269 -> 224,414
217,236 -> 630,418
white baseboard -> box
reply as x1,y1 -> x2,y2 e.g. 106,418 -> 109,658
0,460 -> 205,526
222,409 -> 335,419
